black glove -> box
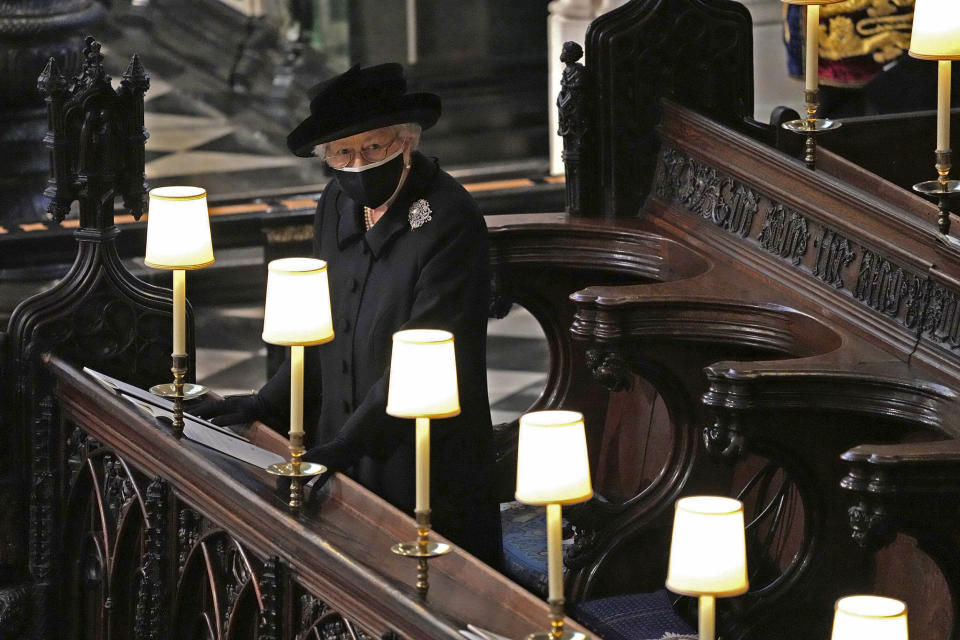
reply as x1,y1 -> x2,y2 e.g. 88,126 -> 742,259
303,440 -> 354,474
191,393 -> 264,428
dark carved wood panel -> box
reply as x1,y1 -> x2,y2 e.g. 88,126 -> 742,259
59,422 -> 385,640
580,0 -> 757,218
47,355 -> 586,640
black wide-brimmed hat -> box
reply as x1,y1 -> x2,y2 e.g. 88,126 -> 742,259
286,63 -> 441,157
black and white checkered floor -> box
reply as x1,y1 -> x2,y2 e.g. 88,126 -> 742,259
195,304 -> 548,426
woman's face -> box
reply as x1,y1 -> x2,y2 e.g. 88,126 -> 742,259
325,126 -> 405,170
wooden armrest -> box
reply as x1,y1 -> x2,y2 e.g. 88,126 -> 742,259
244,420 -> 291,458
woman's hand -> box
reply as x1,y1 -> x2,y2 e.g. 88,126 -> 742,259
192,393 -> 263,427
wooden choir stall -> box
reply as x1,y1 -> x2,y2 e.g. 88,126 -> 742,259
5,0 -> 960,639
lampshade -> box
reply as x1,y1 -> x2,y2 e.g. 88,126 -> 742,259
910,0 -> 960,60
386,329 -> 461,418
515,410 -> 593,505
261,258 -> 334,346
831,596 -> 908,640
144,186 -> 215,269
666,496 -> 749,597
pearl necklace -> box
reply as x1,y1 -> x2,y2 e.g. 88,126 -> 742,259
364,206 -> 375,231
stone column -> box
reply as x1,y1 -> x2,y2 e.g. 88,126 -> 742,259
547,0 -> 628,176
0,0 -> 105,227
740,0 -> 798,121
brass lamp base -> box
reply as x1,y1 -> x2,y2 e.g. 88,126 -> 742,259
524,599 -> 586,640
913,149 -> 960,236
151,353 -> 202,436
391,510 -> 451,601
265,443 -> 326,511
913,179 -> 960,196
781,89 -> 842,170
391,540 -> 451,557
780,117 -> 841,134
781,117 -> 842,170
148,382 -> 208,399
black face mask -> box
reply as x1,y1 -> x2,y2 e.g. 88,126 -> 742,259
333,151 -> 405,208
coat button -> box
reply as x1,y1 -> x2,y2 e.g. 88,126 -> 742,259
350,278 -> 359,292
341,359 -> 349,374
342,400 -> 351,413
340,318 -> 351,332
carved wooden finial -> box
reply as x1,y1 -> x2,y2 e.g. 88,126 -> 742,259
122,53 -> 150,93
37,57 -> 66,97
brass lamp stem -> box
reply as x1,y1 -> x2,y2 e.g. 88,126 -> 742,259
548,598 -> 566,640
170,353 -> 187,437
415,509 -> 432,599
265,429 -> 326,511
937,149 -> 953,235
390,508 -> 451,601
803,89 -> 819,170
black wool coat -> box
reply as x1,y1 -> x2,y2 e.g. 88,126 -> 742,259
259,152 -> 502,566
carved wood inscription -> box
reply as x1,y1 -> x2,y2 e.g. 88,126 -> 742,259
652,145 -> 960,349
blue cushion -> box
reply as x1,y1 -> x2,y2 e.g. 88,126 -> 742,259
569,590 -> 695,640
500,502 -> 550,596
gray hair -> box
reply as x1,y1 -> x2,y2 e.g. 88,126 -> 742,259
313,122 -> 422,159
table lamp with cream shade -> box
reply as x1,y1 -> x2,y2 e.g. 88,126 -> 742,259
386,329 -> 460,600
144,186 -> 215,434
781,0 -> 845,169
831,595 -> 908,640
666,496 -> 749,640
261,257 -> 334,509
910,0 -> 960,236
515,409 -> 593,640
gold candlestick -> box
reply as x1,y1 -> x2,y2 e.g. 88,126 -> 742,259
391,509 -> 451,600
266,431 -> 325,510
781,88 -> 841,170
780,0 -> 845,169
260,258 -> 334,511
385,329 -> 461,600
515,411 -> 593,640
913,149 -> 960,236
144,186 -> 214,414
906,0 -> 960,239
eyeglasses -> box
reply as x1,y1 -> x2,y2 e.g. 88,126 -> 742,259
324,134 -> 399,169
